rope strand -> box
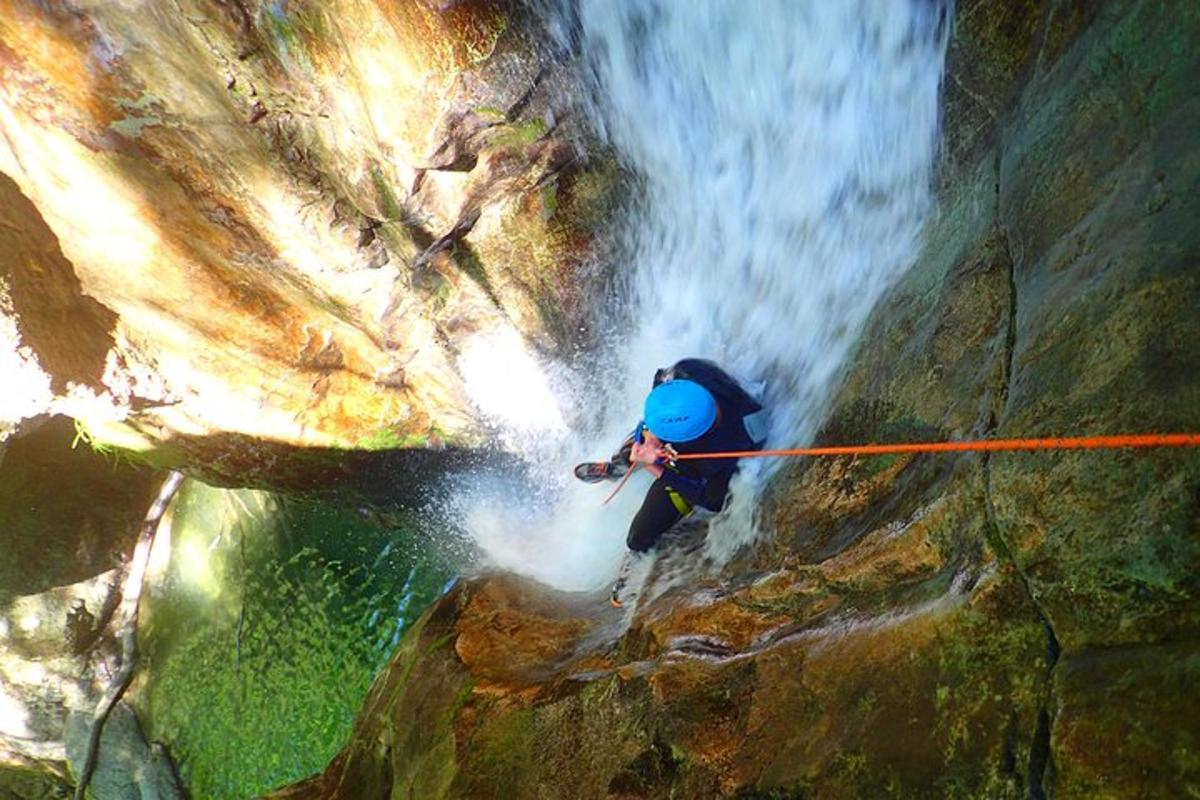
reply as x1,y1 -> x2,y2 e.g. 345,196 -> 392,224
592,433 -> 1199,505
601,462 -> 639,505
671,433 -> 1200,461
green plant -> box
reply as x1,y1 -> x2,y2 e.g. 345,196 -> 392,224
70,417 -> 148,470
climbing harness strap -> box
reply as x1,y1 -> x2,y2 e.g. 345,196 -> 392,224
664,486 -> 694,517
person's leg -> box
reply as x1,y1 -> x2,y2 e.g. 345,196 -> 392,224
610,435 -> 634,475
612,478 -> 690,606
610,550 -> 642,607
574,431 -> 636,483
626,477 -> 687,552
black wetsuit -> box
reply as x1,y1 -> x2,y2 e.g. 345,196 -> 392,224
626,359 -> 764,553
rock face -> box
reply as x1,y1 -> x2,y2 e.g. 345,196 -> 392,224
0,417 -> 184,799
268,1 -> 1200,797
0,417 -> 160,602
1,3 -> 622,794
0,0 -> 618,479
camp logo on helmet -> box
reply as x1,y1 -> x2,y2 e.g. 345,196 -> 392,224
644,380 -> 718,443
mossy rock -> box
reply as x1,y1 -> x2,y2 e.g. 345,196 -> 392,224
0,416 -> 161,600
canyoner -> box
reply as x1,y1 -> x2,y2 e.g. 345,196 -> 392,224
576,358 -> 1200,609
574,358 -> 768,606
458,0 -> 956,594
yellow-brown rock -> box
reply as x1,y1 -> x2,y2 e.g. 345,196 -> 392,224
0,0 -> 616,474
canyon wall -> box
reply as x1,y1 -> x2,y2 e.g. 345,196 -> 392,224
0,0 -> 618,485
269,2 -> 1200,797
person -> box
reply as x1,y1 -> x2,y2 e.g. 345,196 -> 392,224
575,358 -> 767,606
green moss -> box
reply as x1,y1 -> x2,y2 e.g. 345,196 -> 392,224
560,157 -> 623,229
467,707 -> 538,798
735,566 -> 832,621
0,766 -> 73,800
926,586 -> 1044,785
489,118 -> 547,149
857,453 -> 901,477
539,182 -> 558,222
448,240 -> 502,308
71,416 -> 114,455
68,417 -> 168,471
262,2 -> 303,54
368,163 -> 407,222
473,106 -> 508,121
458,10 -> 508,65
736,785 -> 813,800
424,631 -> 457,655
353,428 -> 429,450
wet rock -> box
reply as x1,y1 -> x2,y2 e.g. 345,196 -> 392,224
1051,640 -> 1200,797
65,703 -> 186,800
989,0 -> 1200,652
0,0 -> 618,471
0,417 -> 160,601
0,415 -> 175,797
269,1 -> 1200,797
266,561 -> 1048,798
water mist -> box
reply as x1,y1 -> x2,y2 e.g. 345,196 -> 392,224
456,0 -> 951,592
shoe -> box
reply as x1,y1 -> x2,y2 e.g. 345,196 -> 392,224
614,437 -> 635,468
574,461 -> 615,483
607,550 -> 642,609
575,428 -> 639,484
574,457 -> 633,483
609,560 -> 632,608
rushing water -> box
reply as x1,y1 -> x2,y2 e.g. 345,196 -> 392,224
461,0 -> 950,592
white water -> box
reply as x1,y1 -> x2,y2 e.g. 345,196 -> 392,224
456,0 -> 950,592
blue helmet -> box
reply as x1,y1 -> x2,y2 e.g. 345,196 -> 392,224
644,380 -> 718,443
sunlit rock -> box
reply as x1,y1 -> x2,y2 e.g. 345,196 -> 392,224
0,0 -> 618,472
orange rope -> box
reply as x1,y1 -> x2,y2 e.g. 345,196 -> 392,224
672,432 -> 1200,461
593,433 -> 1199,505
601,462 -> 639,505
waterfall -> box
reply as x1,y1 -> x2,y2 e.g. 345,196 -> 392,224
456,0 -> 951,591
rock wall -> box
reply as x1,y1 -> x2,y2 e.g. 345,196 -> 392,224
0,417 -> 183,798
268,1 -> 1200,798
1,2 -> 624,792
0,0 -> 619,479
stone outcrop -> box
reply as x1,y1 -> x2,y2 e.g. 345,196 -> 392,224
0,0 -> 618,482
0,417 -> 184,798
268,1 -> 1200,797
